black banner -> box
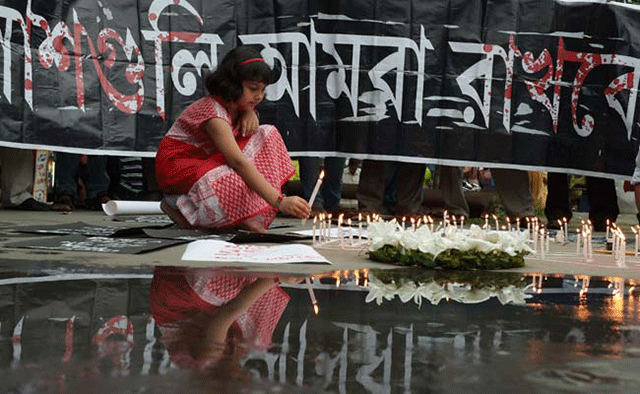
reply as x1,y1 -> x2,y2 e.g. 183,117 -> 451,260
0,0 -> 639,178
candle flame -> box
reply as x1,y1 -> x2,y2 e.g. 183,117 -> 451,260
313,303 -> 319,315
319,170 -> 325,180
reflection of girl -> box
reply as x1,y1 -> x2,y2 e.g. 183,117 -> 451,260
149,267 -> 292,375
155,46 -> 309,232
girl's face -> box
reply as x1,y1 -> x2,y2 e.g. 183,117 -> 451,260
237,80 -> 266,110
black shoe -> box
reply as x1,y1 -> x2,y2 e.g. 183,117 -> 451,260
13,198 -> 52,211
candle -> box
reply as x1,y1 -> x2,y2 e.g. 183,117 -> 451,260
411,217 -> 416,232
348,218 -> 353,244
563,217 -> 568,239
606,219 -> 610,241
312,215 -> 317,246
576,230 -> 581,254
308,170 -> 325,208
460,216 -> 465,230
485,214 -> 489,228
402,216 -> 406,231
358,213 -> 363,240
327,214 -> 332,241
516,217 -> 520,232
338,214 -> 344,248
633,226 -> 639,256
305,277 -> 319,315
493,214 -> 499,231
506,217 -> 511,232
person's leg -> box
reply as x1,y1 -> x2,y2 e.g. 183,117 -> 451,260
0,148 -> 35,207
544,172 -> 572,224
54,152 -> 81,201
321,157 -> 345,212
586,176 -> 619,231
492,168 -> 535,218
394,162 -> 425,215
84,156 -> 111,208
356,160 -> 388,213
439,166 -> 470,217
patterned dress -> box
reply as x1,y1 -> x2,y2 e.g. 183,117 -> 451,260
150,267 -> 290,371
155,95 -> 295,229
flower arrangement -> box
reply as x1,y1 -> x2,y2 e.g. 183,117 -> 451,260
365,269 -> 532,306
367,220 -> 533,270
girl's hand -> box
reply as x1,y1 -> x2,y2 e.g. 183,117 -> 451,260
238,110 -> 259,137
278,196 -> 310,219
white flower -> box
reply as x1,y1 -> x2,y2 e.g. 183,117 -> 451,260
368,220 -> 402,251
496,284 -> 533,305
365,274 -> 399,305
419,281 -> 448,305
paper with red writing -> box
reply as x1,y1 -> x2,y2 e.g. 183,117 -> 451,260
181,240 -> 331,264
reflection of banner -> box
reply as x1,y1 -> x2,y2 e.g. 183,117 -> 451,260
0,0 -> 639,177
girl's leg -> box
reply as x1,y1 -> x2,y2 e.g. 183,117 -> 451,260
161,199 -> 193,229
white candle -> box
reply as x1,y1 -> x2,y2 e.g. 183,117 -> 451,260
576,230 -> 581,254
308,170 -> 325,208
606,219 -> 610,241
563,217 -> 568,239
358,213 -> 363,240
484,214 -> 489,228
305,277 -> 319,315
312,215 -> 317,246
506,217 -> 511,232
460,216 -> 465,230
493,214 -> 499,231
348,218 -> 353,244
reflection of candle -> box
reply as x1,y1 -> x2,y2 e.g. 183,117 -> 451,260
305,277 -> 319,315
484,214 -> 489,228
606,219 -> 610,240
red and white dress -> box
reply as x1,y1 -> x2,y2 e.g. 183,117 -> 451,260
155,95 -> 295,229
150,267 -> 290,371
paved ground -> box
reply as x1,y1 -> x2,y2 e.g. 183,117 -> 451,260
1,208 -> 640,279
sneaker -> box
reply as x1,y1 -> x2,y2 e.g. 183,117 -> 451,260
462,180 -> 481,192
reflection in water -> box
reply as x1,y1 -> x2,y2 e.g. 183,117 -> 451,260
0,268 -> 639,392
149,267 -> 293,379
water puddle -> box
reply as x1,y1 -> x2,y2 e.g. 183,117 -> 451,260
0,262 -> 639,393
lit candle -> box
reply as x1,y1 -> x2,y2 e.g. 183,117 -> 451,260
516,217 -> 520,232
402,216 -> 406,231
484,214 -> 489,228
576,230 -> 581,254
305,277 -> 319,315
606,219 -> 610,241
308,170 -> 325,209
506,217 -> 511,232
358,213 -> 363,240
411,217 -> 416,232
348,218 -> 353,244
327,214 -> 332,241
493,214 -> 499,231
563,217 -> 568,239
312,215 -> 317,246
338,214 -> 344,248
460,216 -> 465,230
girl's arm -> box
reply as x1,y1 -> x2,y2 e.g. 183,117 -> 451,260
206,118 -> 310,219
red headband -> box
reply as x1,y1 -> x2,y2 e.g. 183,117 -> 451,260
240,57 -> 265,66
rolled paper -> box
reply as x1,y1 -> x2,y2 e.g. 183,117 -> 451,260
102,200 -> 162,216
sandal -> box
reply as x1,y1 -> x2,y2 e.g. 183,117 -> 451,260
52,194 -> 74,212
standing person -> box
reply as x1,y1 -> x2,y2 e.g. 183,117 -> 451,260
52,152 -> 111,211
0,147 -> 51,210
298,156 -> 345,214
155,46 -> 310,232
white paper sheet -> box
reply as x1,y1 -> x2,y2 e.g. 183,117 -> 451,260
102,200 -> 163,216
181,240 -> 331,264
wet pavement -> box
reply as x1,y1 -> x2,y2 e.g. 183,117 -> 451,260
0,209 -> 640,393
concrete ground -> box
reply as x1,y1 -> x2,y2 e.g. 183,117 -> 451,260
1,208 -> 640,280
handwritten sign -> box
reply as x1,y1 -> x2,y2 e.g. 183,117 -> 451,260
181,240 -> 331,264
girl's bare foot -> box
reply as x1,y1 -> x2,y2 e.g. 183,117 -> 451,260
160,200 -> 193,229
238,219 -> 267,233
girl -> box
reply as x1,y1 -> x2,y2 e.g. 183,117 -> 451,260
155,46 -> 310,232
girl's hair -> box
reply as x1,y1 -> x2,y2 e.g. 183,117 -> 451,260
205,46 -> 274,102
